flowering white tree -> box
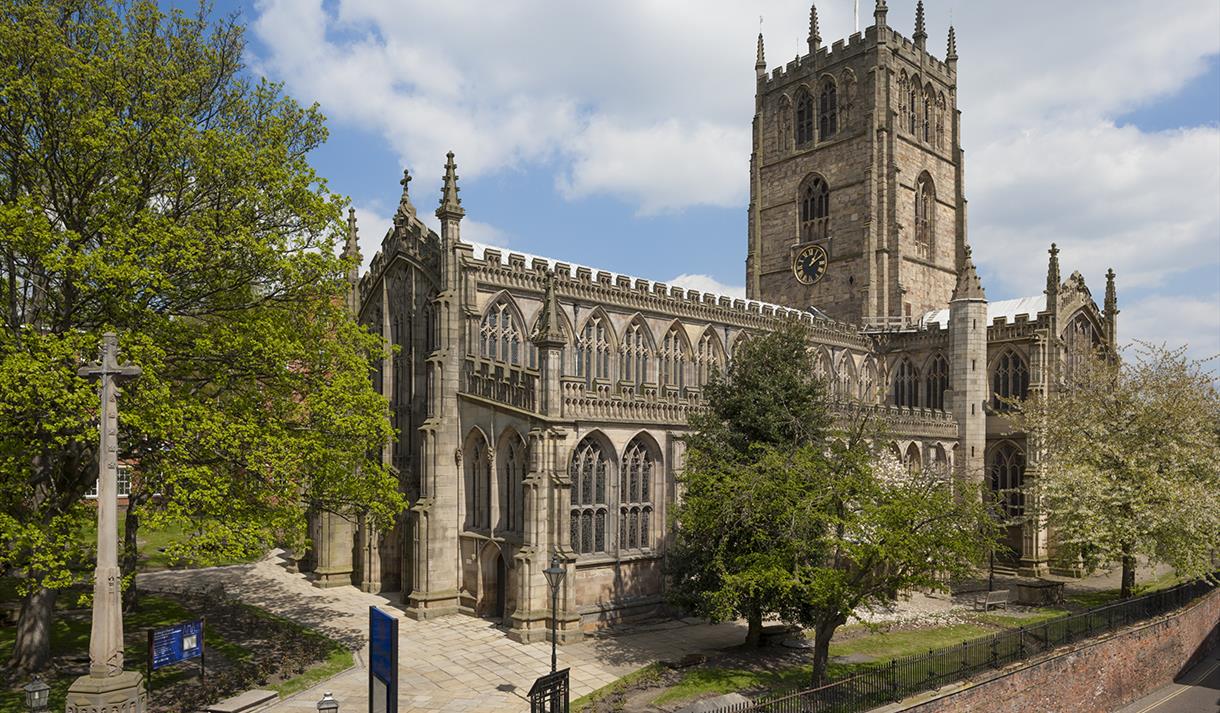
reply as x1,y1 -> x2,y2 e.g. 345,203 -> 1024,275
1010,343 -> 1220,597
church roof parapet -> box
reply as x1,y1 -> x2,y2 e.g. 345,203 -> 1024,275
462,240 -> 873,350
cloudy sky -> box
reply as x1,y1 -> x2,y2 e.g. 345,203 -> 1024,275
221,0 -> 1218,362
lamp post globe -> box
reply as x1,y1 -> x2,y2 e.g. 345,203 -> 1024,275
24,677 -> 50,713
543,553 -> 566,673
316,691 -> 339,713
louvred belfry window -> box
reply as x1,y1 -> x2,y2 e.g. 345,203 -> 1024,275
800,177 -> 830,241
795,89 -> 814,146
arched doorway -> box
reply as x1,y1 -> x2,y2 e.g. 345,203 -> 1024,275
477,544 -> 509,621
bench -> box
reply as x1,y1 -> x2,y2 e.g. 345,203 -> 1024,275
974,589 -> 1009,611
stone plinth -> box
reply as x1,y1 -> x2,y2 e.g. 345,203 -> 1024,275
65,671 -> 146,713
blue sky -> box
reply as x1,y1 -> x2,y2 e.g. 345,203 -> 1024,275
207,0 -> 1219,361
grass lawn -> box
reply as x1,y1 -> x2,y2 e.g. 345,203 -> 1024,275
624,622 -> 996,709
971,609 -> 1070,628
1064,571 -> 1182,609
0,594 -> 350,713
81,516 -> 261,571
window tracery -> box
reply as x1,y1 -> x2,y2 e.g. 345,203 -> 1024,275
577,314 -> 612,386
620,438 -> 655,551
860,359 -> 878,403
800,177 -> 830,242
990,444 -> 1025,517
570,438 -> 609,555
465,432 -> 491,531
621,320 -> 652,388
696,331 -> 723,386
795,88 -> 814,146
818,79 -> 837,141
992,350 -> 1030,411
479,298 -> 522,365
924,353 -> 949,410
500,434 -> 526,534
892,358 -> 919,408
915,173 -> 935,259
660,326 -> 688,392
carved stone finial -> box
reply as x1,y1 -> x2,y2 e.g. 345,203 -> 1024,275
343,208 -> 360,261
1046,242 -> 1061,298
531,271 -> 567,348
436,151 -> 465,220
874,0 -> 888,28
951,244 -> 986,301
947,25 -> 958,60
755,32 -> 766,77
914,0 -> 927,46
808,4 -> 821,51
1104,268 -> 1118,316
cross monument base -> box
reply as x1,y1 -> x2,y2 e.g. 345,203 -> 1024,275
65,671 -> 146,713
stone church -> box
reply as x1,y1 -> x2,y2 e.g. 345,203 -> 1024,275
304,1 -> 1119,644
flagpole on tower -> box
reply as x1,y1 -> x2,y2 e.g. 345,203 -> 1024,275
854,0 -> 860,33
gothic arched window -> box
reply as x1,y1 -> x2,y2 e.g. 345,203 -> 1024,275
837,356 -> 857,401
660,325 -> 688,392
990,444 -> 1025,517
924,354 -> 949,410
907,79 -> 919,134
922,85 -> 933,142
1065,312 -> 1099,378
464,431 -> 491,531
621,319 -> 652,388
915,173 -> 935,259
577,314 -> 612,386
892,358 -> 919,408
936,92 -> 947,149
800,177 -> 830,241
499,433 -> 526,534
795,88 -> 815,146
696,330 -> 723,386
570,438 -> 610,555
992,350 -> 1030,411
479,298 -> 523,365
620,438 -> 655,551
818,79 -> 838,140
860,359 -> 878,403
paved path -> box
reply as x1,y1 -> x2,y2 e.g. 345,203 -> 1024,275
138,551 -> 747,713
1113,651 -> 1220,713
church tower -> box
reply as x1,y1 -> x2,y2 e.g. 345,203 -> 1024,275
747,1 -> 967,326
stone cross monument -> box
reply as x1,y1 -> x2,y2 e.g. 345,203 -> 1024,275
66,332 -> 146,713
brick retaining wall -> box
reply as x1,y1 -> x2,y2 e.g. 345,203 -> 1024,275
883,586 -> 1220,713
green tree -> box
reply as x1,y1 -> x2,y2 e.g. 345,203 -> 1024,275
1010,343 -> 1220,598
0,0 -> 405,672
669,322 -> 996,685
668,322 -> 830,647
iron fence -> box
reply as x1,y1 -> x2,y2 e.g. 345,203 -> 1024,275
711,577 -> 1217,713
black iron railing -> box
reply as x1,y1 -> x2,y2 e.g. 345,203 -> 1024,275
710,577 -> 1216,713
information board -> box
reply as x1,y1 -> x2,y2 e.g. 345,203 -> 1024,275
150,620 -> 204,670
369,606 -> 397,713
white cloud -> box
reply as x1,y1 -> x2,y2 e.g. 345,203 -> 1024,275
1119,293 -> 1220,367
666,274 -> 746,300
255,0 -> 1220,352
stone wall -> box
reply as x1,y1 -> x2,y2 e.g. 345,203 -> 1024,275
890,588 -> 1220,713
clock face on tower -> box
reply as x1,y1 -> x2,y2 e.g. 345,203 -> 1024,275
793,244 -> 828,285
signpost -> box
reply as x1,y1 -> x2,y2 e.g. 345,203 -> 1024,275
369,607 -> 398,713
146,619 -> 205,696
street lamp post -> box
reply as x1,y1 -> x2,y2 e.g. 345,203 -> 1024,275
542,554 -> 566,674
316,691 -> 339,713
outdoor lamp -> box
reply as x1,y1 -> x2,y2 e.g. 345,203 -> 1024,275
316,691 -> 339,713
543,553 -> 566,673
24,677 -> 50,713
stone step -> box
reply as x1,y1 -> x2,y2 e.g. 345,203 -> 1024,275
205,689 -> 279,713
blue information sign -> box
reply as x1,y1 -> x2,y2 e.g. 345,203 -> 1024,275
369,607 -> 397,713
150,620 -> 204,670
